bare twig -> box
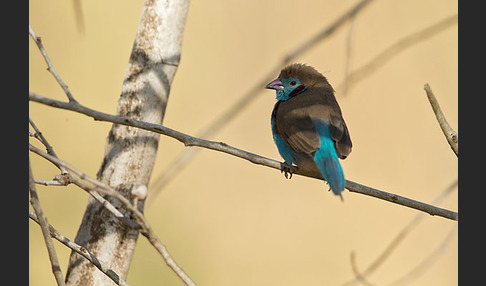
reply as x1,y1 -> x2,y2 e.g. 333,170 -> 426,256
29,119 -> 139,229
29,118 -> 68,174
341,13 -> 357,98
350,252 -> 374,286
345,181 -> 457,220
29,92 -> 458,221
342,179 -> 458,286
29,25 -> 76,103
29,210 -> 130,286
34,178 -> 69,186
29,143 -> 196,286
386,224 -> 457,286
337,14 -> 458,93
29,159 -> 66,286
283,0 -> 375,62
424,83 -> 458,156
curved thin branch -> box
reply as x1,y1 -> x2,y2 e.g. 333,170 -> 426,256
29,92 -> 458,221
342,179 -> 458,286
387,224 -> 457,286
338,14 -> 458,94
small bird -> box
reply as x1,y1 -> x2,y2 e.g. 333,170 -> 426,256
266,63 -> 352,199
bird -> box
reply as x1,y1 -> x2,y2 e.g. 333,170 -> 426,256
265,63 -> 352,199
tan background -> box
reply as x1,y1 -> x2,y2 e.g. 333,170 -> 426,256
29,0 -> 458,285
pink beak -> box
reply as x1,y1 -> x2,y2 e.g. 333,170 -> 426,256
265,78 -> 284,91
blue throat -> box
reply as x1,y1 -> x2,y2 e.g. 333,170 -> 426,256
275,77 -> 307,101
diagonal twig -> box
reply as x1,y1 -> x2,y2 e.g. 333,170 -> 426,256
29,92 -> 458,221
337,14 -> 458,94
29,158 -> 66,286
342,179 -> 458,286
29,210 -> 130,286
424,83 -> 458,156
386,224 -> 457,286
29,25 -> 76,103
29,118 -> 68,174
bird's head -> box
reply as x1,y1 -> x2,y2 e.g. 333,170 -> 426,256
265,77 -> 306,101
265,63 -> 332,101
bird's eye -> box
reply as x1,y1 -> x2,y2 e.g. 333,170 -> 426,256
290,81 -> 297,86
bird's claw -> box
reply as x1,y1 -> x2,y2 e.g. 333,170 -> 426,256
280,162 -> 296,179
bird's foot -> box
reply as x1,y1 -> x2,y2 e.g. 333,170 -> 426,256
280,162 -> 297,179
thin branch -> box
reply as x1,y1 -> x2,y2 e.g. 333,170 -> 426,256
350,252 -> 374,286
386,224 -> 458,286
337,14 -> 458,94
29,158 -> 66,286
29,25 -> 76,103
29,143 -> 196,286
424,83 -> 458,156
149,0 -> 376,199
29,92 -> 458,221
341,13 -> 357,98
29,118 -> 68,174
29,210 -> 129,286
345,181 -> 457,220
34,178 -> 69,186
283,0 -> 375,62
342,179 -> 458,286
29,118 -> 140,229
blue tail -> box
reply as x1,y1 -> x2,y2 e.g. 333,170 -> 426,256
313,120 -> 346,197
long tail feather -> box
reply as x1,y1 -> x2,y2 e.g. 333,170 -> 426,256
313,120 -> 346,197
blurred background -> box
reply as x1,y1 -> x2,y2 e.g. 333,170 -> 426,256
29,0 -> 457,285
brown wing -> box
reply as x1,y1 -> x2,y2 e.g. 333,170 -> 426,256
276,86 -> 352,159
274,99 -> 320,156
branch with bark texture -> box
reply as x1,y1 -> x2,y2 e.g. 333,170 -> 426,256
424,83 -> 458,156
30,116 -> 194,285
29,92 -> 458,221
29,143 -> 196,286
29,210 -> 130,286
42,0 -> 194,285
29,159 -> 66,286
30,2 -> 195,281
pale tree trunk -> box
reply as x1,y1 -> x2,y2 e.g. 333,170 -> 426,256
65,0 -> 190,285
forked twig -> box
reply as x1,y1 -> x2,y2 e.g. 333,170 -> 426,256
29,144 -> 196,286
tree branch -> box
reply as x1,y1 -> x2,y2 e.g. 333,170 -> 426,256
387,224 -> 457,286
29,143 -> 196,286
29,158 -> 66,286
29,210 -> 130,286
337,14 -> 458,94
29,25 -> 76,103
29,92 -> 458,221
342,179 -> 457,286
424,83 -> 458,156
